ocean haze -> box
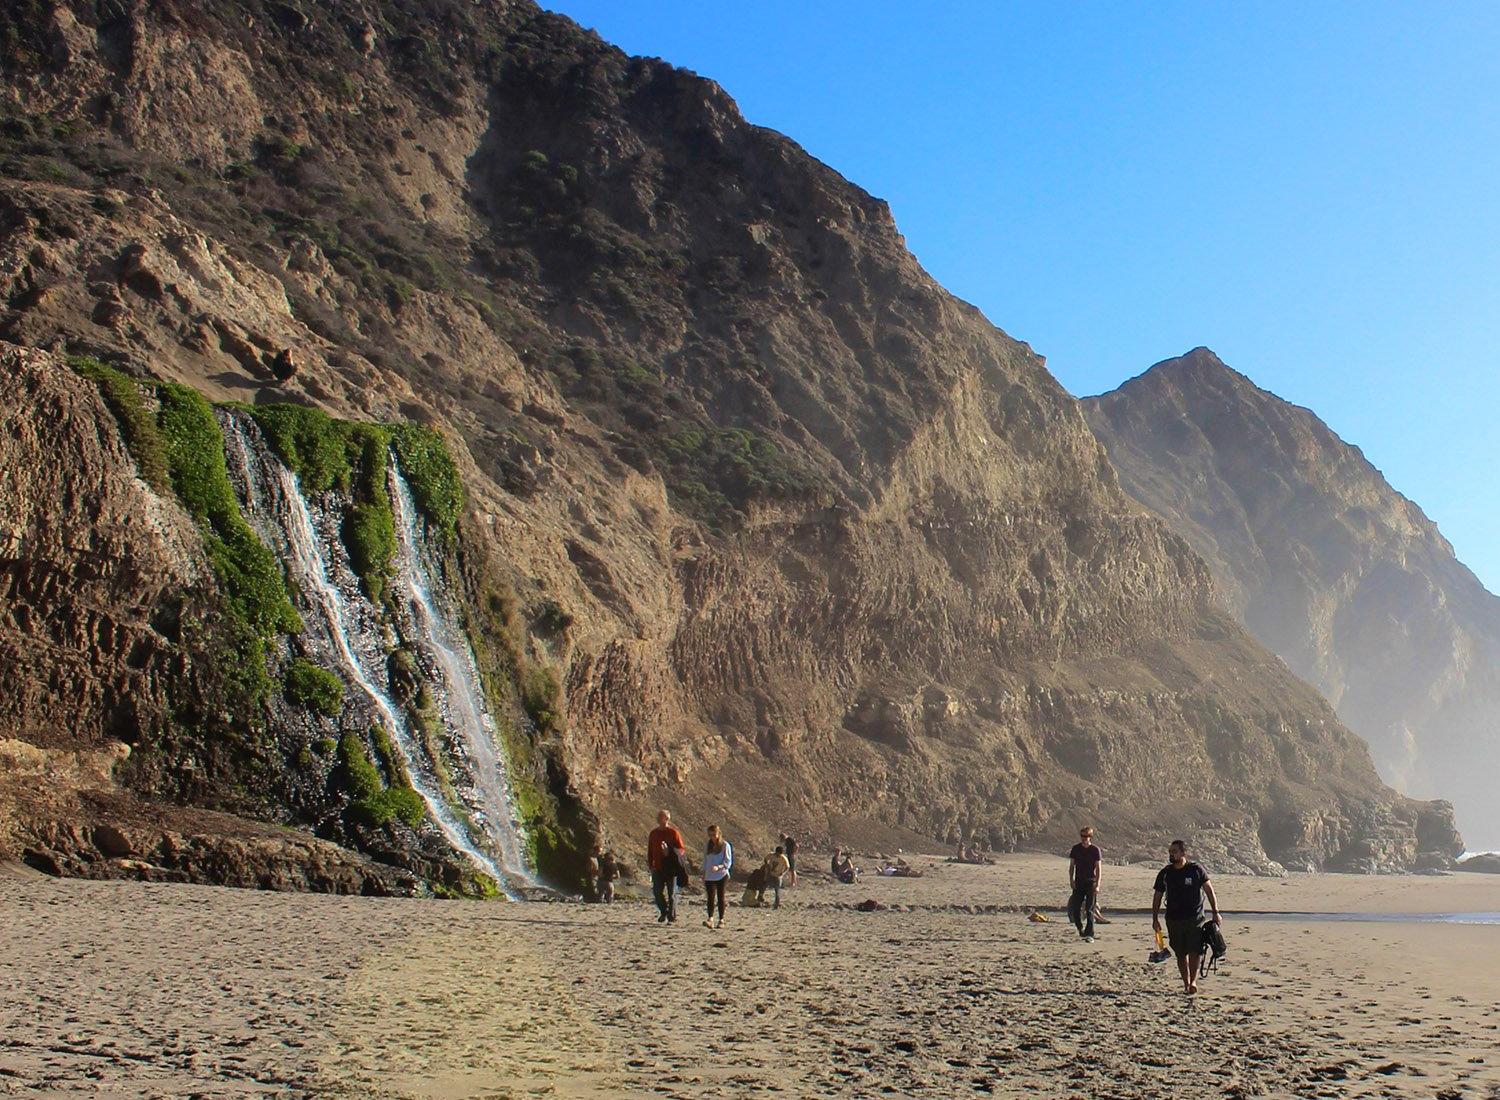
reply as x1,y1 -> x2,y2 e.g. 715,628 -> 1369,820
1085,349 -> 1500,849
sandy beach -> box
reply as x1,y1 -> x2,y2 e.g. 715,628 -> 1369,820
4,855 -> 1500,1099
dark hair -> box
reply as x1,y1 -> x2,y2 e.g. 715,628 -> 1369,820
1170,839 -> 1187,852
775,845 -> 784,855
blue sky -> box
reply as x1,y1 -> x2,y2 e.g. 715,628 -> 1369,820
545,2 -> 1500,590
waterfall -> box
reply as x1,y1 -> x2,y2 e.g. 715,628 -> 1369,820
220,414 -> 522,895
390,461 -> 535,886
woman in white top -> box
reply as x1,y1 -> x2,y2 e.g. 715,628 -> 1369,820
702,824 -> 733,928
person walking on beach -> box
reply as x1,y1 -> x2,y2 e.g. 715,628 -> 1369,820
760,845 -> 791,908
1152,839 -> 1221,994
783,835 -> 798,887
1068,826 -> 1102,941
702,825 -> 733,928
591,845 -> 619,904
647,810 -> 687,924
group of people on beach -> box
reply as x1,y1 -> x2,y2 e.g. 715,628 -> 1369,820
610,810 -> 800,927
596,812 -> 1223,992
1069,825 -> 1224,994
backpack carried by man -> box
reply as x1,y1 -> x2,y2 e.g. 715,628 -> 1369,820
1198,919 -> 1228,974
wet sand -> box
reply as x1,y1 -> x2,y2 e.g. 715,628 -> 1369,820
3,856 -> 1499,1098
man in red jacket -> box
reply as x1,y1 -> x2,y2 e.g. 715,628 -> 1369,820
646,809 -> 687,923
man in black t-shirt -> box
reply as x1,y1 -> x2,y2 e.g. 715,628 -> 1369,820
1067,826 -> 1102,940
1151,839 -> 1222,994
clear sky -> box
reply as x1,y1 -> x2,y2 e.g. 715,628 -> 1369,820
545,2 -> 1500,590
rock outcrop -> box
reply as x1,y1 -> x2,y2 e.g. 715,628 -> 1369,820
0,2 -> 1461,881
1085,349 -> 1500,848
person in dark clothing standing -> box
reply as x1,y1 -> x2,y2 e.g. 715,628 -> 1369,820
1152,839 -> 1221,994
783,835 -> 799,887
1067,826 -> 1102,941
591,845 -> 619,904
646,809 -> 687,924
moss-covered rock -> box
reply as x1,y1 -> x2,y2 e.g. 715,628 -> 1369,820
283,658 -> 344,717
337,729 -> 426,829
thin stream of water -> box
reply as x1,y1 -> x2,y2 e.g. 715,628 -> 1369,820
390,463 -> 534,886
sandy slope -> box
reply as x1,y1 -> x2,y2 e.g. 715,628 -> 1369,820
2,857 -> 1499,1098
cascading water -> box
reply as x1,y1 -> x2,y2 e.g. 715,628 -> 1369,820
390,461 -> 535,886
220,414 -> 520,895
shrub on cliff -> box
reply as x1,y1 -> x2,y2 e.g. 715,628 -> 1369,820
390,424 -> 464,540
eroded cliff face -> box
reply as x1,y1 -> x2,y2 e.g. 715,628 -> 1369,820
1085,349 -> 1500,848
0,1 -> 1460,878
0,346 -> 422,893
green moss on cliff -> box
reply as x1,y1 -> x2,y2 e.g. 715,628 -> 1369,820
337,729 -> 425,829
248,404 -> 402,600
283,658 -> 344,717
345,430 -> 396,601
158,384 -> 302,642
391,424 -> 464,540
462,579 -> 594,893
246,403 -> 356,493
68,357 -> 171,493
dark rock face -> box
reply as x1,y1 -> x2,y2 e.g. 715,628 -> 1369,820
1085,349 -> 1500,848
0,4 -> 1460,881
1460,853 -> 1500,875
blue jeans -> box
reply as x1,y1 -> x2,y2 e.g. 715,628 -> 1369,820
769,874 -> 783,908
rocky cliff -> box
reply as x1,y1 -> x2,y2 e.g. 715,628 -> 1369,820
1085,348 -> 1500,848
0,1 -> 1460,882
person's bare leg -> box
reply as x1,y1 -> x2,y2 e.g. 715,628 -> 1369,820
1177,953 -> 1191,993
1187,953 -> 1201,994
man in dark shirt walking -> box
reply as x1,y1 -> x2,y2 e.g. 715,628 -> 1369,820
1152,839 -> 1221,994
1067,826 -> 1102,941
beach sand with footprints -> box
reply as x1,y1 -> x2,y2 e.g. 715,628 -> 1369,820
3,855 -> 1500,1098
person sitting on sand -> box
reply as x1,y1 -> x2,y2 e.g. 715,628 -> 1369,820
759,846 -> 790,908
832,850 -> 860,884
1068,826 -> 1102,942
1152,839 -> 1222,994
591,845 -> 618,904
702,824 -> 732,929
646,810 -> 687,924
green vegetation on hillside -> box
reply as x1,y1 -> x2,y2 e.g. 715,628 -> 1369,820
656,426 -> 820,529
72,366 -> 303,703
246,405 -> 463,597
249,402 -> 395,594
246,403 -> 362,494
